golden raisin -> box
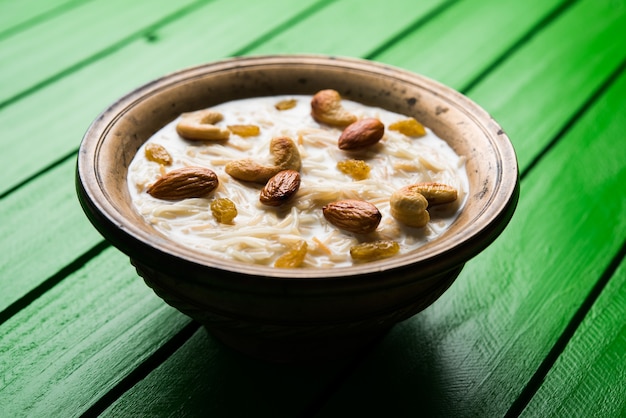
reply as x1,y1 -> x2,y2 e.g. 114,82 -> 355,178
227,124 -> 261,137
210,198 -> 238,224
337,159 -> 370,180
145,143 -> 173,165
388,118 -> 426,137
350,240 -> 400,262
275,99 -> 297,110
274,240 -> 308,268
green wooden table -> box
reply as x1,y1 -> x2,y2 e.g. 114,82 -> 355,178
1,0 -> 625,416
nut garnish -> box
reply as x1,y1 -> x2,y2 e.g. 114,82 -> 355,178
147,166 -> 219,200
311,89 -> 357,127
176,109 -> 231,141
338,118 -> 385,150
145,143 -> 172,166
225,136 -> 301,184
322,199 -> 382,234
388,117 -> 426,137
389,185 -> 430,228
409,182 -> 458,205
260,170 -> 301,206
271,136 -> 302,171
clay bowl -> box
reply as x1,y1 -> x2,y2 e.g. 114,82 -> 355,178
76,55 -> 519,363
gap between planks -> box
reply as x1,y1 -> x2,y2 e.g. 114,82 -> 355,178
506,238 -> 626,417
3,0 -> 623,414
0,0 -> 94,40
0,0 -> 211,112
501,54 -> 626,418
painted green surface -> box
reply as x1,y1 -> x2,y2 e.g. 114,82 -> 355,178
0,158 -> 101,313
0,247 -> 191,417
522,257 -> 626,417
0,0 -> 86,38
101,328 -> 358,418
313,32 -> 626,418
0,0 -> 325,196
0,0 -> 625,416
0,0 -> 204,104
467,0 -> 626,170
247,0 -> 454,57
0,0 -> 325,306
373,0 -> 569,89
84,0 -> 626,416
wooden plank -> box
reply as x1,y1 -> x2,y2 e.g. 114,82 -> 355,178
0,0 -> 324,308
80,1 -> 626,414
466,0 -> 626,170
309,12 -> 626,418
0,0 -> 87,38
372,0 -> 569,89
0,158 -> 101,314
0,1 -> 355,415
521,256 -> 626,417
99,328 -> 360,418
0,0 -> 325,196
0,0 -> 203,105
0,247 -> 192,417
374,0 -> 626,171
246,0 -> 454,57
0,0 -> 326,311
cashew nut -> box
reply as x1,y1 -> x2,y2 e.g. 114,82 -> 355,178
390,185 -> 430,228
225,136 -> 301,184
176,109 -> 231,141
310,89 -> 357,127
410,182 -> 458,206
270,136 -> 301,171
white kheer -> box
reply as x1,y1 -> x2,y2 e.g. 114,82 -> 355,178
127,95 -> 469,268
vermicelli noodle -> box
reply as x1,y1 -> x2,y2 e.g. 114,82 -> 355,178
127,95 -> 469,268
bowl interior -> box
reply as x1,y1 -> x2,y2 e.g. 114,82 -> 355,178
77,55 -> 518,281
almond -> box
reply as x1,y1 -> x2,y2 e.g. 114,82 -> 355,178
338,118 -> 384,150
147,166 -> 218,200
260,170 -> 301,206
322,199 -> 382,234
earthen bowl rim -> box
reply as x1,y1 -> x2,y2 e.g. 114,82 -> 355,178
76,54 -> 519,283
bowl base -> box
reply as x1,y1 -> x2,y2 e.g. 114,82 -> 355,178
133,259 -> 463,363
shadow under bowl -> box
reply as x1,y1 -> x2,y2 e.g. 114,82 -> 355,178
76,55 -> 519,363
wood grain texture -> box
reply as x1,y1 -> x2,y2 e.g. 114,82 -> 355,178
372,0 -> 569,89
100,328 -> 360,418
0,0 -> 325,304
81,1 -> 625,414
0,158 -> 101,313
0,0 -> 87,38
312,37 -> 626,418
0,0 -> 203,104
247,0 -> 452,57
0,247 -> 191,417
522,257 -> 626,417
0,0 -> 324,196
1,0 -> 625,416
467,0 -> 626,169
